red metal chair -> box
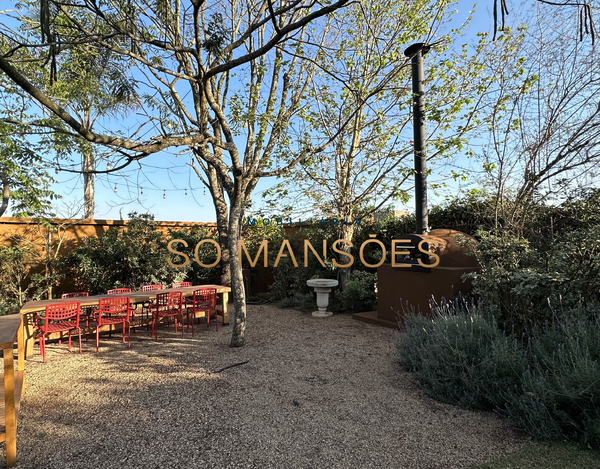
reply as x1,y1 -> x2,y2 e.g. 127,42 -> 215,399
107,288 -> 132,295
150,291 -> 184,341
140,285 -> 163,321
107,288 -> 144,333
94,297 -> 131,353
172,282 -> 192,288
62,292 -> 93,337
34,302 -> 82,363
185,288 -> 218,335
61,292 -> 89,298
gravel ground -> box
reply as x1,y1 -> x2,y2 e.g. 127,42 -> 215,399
5,305 -> 527,469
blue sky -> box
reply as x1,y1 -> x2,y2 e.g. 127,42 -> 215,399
18,1 -> 499,222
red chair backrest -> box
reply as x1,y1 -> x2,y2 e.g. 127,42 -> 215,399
156,291 -> 182,311
107,288 -> 132,295
61,292 -> 88,299
98,297 -> 130,324
142,284 -> 163,292
44,302 -> 81,325
192,288 -> 217,308
172,282 -> 192,288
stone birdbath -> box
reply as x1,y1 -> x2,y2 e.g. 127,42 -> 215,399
306,279 -> 339,318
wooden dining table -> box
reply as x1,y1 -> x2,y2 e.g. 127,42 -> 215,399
19,285 -> 231,358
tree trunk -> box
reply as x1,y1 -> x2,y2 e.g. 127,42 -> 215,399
0,175 -> 9,216
338,220 -> 355,291
83,150 -> 95,219
228,202 -> 246,347
217,208 -> 230,287
209,167 -> 230,287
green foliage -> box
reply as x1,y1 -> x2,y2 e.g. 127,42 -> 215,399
266,223 -> 337,306
279,292 -> 316,312
399,299 -> 600,448
398,298 -> 525,410
57,213 -> 187,294
168,226 -> 221,285
337,270 -> 377,312
505,310 -> 600,447
0,121 -> 57,217
428,193 -> 501,235
241,218 -> 286,263
0,244 -> 46,311
473,441 -> 600,469
465,226 -> 600,331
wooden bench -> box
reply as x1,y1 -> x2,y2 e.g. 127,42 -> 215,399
0,314 -> 25,468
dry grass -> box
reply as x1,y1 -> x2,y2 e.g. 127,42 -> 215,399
5,305 -> 527,468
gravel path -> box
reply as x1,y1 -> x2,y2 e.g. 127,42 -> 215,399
6,305 -> 527,469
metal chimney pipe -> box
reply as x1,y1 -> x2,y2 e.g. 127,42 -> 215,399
404,43 -> 430,235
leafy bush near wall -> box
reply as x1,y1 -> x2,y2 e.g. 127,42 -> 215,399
0,244 -> 45,313
399,299 -> 600,448
168,226 -> 221,285
336,270 -> 377,312
464,226 -> 600,332
58,213 -> 187,294
267,223 -> 338,307
279,292 -> 316,312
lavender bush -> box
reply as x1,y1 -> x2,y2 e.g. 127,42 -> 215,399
398,299 -> 600,448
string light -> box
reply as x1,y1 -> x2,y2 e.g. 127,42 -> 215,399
203,187 -> 206,196
140,187 -> 144,195
106,163 -> 111,171
185,188 -> 188,196
163,190 -> 166,199
55,167 -> 59,174
114,184 -> 118,193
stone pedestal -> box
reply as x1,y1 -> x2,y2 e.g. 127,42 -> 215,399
306,279 -> 338,318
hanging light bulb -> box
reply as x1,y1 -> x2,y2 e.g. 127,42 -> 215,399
185,188 -> 188,196
163,190 -> 166,199
203,187 -> 206,196
114,184 -> 118,193
106,163 -> 111,171
55,167 -> 59,174
37,176 -> 42,182
140,187 -> 144,195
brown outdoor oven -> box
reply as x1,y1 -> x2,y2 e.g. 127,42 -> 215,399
353,229 -> 480,328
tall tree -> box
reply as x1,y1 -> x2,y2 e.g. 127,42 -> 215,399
50,44 -> 139,219
0,0 -> 351,346
11,4 -> 140,219
474,7 -> 600,233
0,79 -> 57,217
264,0 -> 499,287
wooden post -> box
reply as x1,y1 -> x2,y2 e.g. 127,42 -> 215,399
23,313 -> 34,360
17,317 -> 24,393
221,291 -> 229,325
3,348 -> 16,468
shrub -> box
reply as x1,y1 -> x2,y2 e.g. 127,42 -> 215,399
338,270 -> 377,312
399,299 -> 600,449
504,309 -> 600,447
464,226 -> 600,332
279,292 -> 316,312
0,244 -> 44,310
168,226 -> 221,285
58,213 -> 187,294
398,298 -> 525,410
